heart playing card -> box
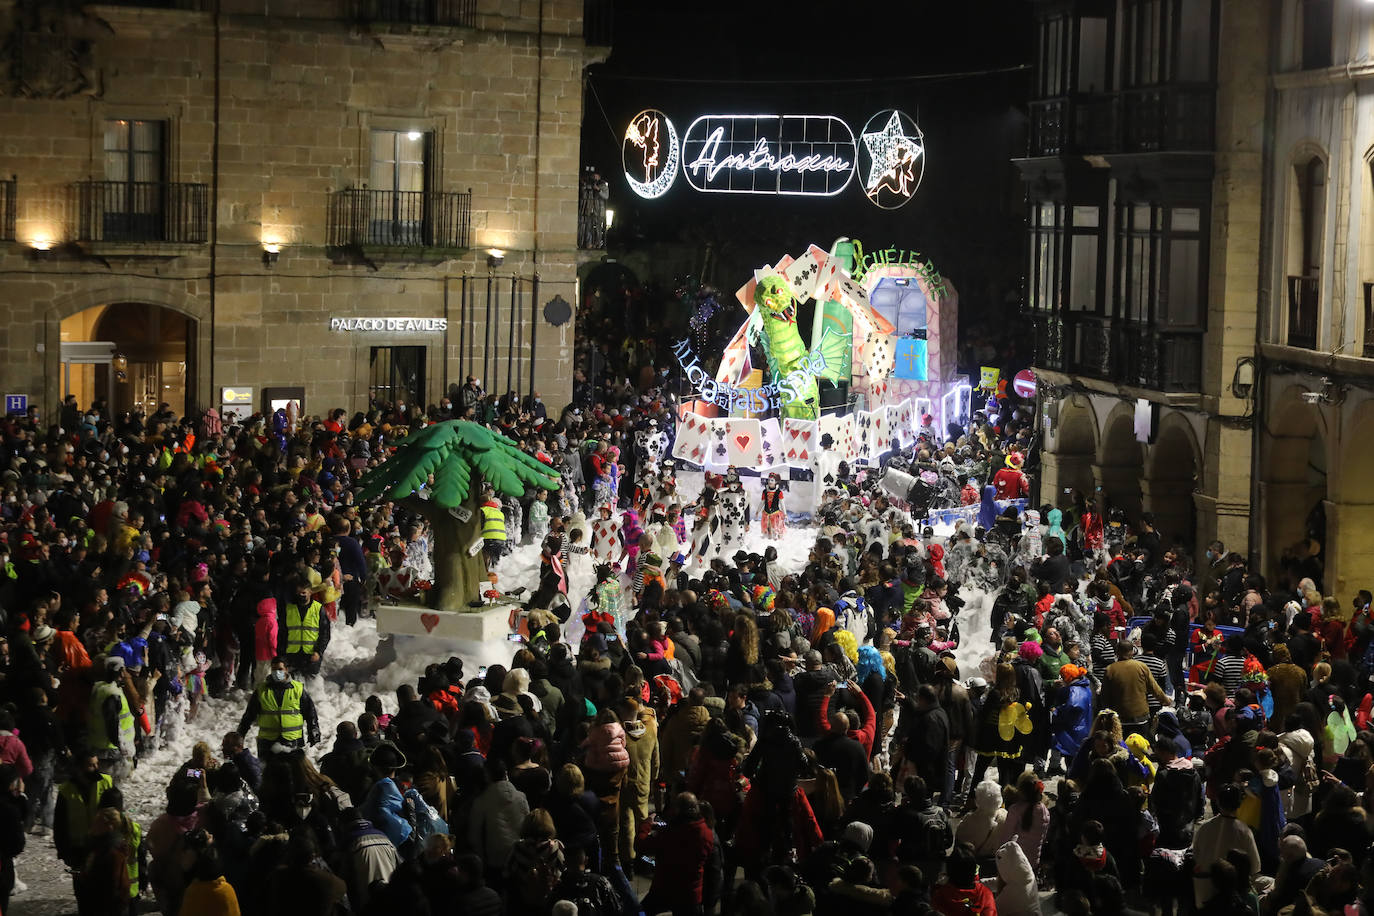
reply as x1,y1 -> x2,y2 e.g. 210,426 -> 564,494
865,408 -> 889,462
758,417 -> 783,470
891,399 -> 914,446
724,417 -> 762,468
819,413 -> 856,463
782,418 -> 816,468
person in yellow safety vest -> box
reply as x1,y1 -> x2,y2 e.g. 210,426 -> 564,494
236,656 -> 321,760
481,494 -> 507,570
279,578 -> 330,677
89,785 -> 146,907
54,752 -> 112,870
90,656 -> 136,784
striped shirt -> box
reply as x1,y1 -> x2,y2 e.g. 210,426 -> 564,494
1091,634 -> 1117,677
1213,654 -> 1247,696
1141,653 -> 1173,714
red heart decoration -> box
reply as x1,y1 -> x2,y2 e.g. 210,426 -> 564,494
800,449 -> 809,460
801,430 -> 811,441
420,613 -> 441,633
787,448 -> 796,458
734,434 -> 751,451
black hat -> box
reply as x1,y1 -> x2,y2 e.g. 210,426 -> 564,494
369,744 -> 407,772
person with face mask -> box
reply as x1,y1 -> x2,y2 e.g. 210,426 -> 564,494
236,657 -> 321,760
279,576 -> 330,677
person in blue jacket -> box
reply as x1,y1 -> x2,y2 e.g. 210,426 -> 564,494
361,744 -> 413,853
1049,663 -> 1094,773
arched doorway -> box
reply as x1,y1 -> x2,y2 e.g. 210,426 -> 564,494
1098,406 -> 1145,523
1145,416 -> 1200,555
1261,391 -> 1327,591
60,302 -> 196,415
1045,398 -> 1097,507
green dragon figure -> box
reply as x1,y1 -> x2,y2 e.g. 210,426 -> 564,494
750,275 -> 850,420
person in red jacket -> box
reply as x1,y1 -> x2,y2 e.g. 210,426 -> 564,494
637,791 -> 715,916
992,452 -> 1029,500
932,843 -> 998,916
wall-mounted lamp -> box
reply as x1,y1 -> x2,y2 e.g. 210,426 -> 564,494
604,208 -> 616,230
262,243 -> 281,268
112,352 -> 128,383
1231,356 -> 1255,399
28,239 -> 55,261
486,247 -> 505,270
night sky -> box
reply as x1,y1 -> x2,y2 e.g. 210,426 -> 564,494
580,0 -> 1035,323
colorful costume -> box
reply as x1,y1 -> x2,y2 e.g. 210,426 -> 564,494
761,477 -> 785,539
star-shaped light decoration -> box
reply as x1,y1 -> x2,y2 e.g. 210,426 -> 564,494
860,110 -> 924,207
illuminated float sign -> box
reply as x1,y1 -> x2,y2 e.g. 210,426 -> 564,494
672,337 -> 827,413
623,108 -> 924,207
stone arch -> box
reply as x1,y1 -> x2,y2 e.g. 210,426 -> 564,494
1044,396 -> 1097,507
1145,412 -> 1201,553
1097,401 -> 1145,523
44,281 -> 211,418
1261,384 -> 1329,590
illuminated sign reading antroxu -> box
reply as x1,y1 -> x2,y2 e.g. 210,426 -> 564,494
681,115 -> 856,196
622,108 -> 924,207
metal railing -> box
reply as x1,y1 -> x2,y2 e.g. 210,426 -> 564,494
354,0 -> 476,27
1058,314 -> 1202,391
328,188 -> 471,249
0,177 -> 13,242
1031,313 -> 1065,371
1028,86 -> 1212,156
75,180 -> 208,244
1286,275 -> 1319,350
583,0 -> 613,45
1121,85 -> 1214,152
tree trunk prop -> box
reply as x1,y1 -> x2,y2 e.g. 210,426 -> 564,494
405,494 -> 487,612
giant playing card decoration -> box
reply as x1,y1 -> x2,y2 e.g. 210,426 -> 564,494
758,417 -> 784,470
782,418 -> 817,468
724,417 -> 763,468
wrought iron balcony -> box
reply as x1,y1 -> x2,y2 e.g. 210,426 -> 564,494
1031,312 -> 1066,372
93,0 -> 206,7
1029,87 -> 1213,156
1059,314 -> 1202,391
1121,85 -> 1214,153
1286,275 -> 1319,350
0,176 -> 13,242
328,188 -> 472,250
353,0 -> 476,27
75,180 -> 208,244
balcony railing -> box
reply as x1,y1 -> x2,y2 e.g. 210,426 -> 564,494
328,188 -> 472,250
1054,314 -> 1202,391
1028,86 -> 1213,156
0,176 -> 13,242
75,180 -> 208,244
1287,275 -> 1319,350
583,0 -> 613,46
354,0 -> 476,27
1031,312 -> 1066,371
1121,85 -> 1214,153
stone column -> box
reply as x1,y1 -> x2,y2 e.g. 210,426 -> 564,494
1324,501 -> 1374,605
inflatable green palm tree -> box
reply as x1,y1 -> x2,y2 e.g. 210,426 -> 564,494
358,420 -> 560,610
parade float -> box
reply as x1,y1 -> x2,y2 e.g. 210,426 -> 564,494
669,238 -> 971,476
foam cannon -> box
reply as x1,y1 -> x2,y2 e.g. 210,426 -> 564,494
878,466 -> 936,517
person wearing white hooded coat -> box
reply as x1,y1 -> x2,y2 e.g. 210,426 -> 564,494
992,839 -> 1042,916
954,779 -> 1006,859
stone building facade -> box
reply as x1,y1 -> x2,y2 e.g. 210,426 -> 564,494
1256,0 -> 1374,603
0,0 -> 605,420
1018,0 -> 1264,571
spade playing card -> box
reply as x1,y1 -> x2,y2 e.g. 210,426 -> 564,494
782,418 -> 816,468
758,417 -> 783,470
861,333 -> 895,381
724,417 -> 763,468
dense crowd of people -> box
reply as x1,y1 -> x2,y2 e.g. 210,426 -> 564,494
0,352 -> 1368,916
